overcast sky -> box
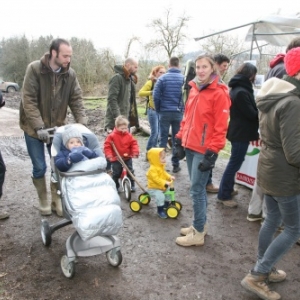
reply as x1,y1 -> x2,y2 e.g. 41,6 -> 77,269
2,0 -> 299,58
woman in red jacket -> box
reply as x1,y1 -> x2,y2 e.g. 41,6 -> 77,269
175,54 -> 231,247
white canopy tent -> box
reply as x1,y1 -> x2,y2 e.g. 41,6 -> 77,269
194,13 -> 300,59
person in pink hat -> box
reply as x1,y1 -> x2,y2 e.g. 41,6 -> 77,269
241,47 -> 300,300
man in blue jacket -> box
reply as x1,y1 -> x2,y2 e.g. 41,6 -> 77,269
153,57 -> 184,173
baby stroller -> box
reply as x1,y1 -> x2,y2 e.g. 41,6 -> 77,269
40,124 -> 123,278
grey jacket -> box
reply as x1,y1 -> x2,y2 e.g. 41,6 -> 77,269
20,53 -> 87,138
256,77 -> 300,196
105,65 -> 137,130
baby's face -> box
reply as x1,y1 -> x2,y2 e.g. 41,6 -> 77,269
67,138 -> 82,150
116,124 -> 128,133
159,150 -> 166,164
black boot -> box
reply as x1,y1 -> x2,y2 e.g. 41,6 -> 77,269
157,206 -> 168,219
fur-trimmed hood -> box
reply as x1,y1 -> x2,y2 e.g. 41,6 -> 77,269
113,65 -> 138,83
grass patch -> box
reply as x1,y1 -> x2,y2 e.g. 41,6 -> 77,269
83,97 -> 148,120
219,140 -> 231,159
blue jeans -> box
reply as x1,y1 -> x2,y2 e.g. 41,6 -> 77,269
218,141 -> 249,200
254,194 -> 300,274
24,133 -> 51,178
158,111 -> 183,167
146,108 -> 160,151
185,148 -> 210,232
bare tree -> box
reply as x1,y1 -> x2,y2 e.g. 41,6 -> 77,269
124,36 -> 140,58
146,8 -> 190,59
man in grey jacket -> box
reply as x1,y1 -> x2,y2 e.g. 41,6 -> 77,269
20,38 -> 87,217
104,58 -> 139,132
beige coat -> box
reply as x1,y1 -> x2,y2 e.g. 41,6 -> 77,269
256,77 -> 300,196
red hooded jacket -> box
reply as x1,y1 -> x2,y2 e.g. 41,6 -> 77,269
104,128 -> 139,162
176,76 -> 230,154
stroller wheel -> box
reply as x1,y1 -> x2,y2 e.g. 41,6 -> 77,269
130,200 -> 142,212
166,205 -> 179,219
61,255 -> 75,278
106,249 -> 123,267
123,179 -> 131,201
138,193 -> 151,205
41,219 -> 52,246
174,201 -> 183,211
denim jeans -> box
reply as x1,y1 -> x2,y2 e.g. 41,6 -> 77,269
158,111 -> 183,167
24,133 -> 51,178
218,141 -> 249,200
206,170 -> 213,186
146,108 -> 160,151
254,194 -> 300,274
185,148 -> 210,232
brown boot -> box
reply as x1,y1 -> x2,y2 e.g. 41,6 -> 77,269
176,228 -> 205,247
180,224 -> 208,236
241,272 -> 281,300
32,177 -> 51,216
50,181 -> 63,217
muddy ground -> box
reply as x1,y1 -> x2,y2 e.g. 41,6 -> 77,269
0,92 -> 299,300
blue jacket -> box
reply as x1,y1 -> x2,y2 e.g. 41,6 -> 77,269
153,68 -> 184,112
55,145 -> 98,172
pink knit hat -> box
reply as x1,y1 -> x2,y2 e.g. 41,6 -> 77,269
284,47 -> 300,76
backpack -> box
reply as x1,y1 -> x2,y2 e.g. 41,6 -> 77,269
144,80 -> 155,115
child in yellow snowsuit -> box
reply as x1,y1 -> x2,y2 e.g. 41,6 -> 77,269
146,148 -> 175,218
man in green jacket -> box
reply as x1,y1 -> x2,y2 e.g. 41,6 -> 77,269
20,38 -> 87,217
104,58 -> 139,132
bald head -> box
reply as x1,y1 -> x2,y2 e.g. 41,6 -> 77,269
125,58 -> 138,75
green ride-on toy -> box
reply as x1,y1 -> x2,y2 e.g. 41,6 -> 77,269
129,182 -> 182,219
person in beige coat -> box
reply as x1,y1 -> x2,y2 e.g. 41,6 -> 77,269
20,38 -> 87,217
241,47 -> 300,300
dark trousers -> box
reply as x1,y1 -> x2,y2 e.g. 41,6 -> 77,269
0,151 -> 6,198
112,159 -> 135,188
218,141 -> 249,200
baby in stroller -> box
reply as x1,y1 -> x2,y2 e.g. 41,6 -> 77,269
55,125 -> 99,172
41,123 -> 123,278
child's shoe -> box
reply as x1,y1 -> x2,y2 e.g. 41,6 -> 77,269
157,206 -> 168,219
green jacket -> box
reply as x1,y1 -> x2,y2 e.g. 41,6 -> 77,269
105,65 -> 138,130
20,53 -> 87,138
256,76 -> 300,196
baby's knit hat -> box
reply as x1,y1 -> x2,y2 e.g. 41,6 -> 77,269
62,125 -> 83,147
284,47 -> 300,76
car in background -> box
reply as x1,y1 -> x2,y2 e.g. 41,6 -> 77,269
0,80 -> 20,93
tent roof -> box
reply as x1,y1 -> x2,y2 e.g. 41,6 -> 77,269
194,13 -> 300,46
245,13 -> 300,46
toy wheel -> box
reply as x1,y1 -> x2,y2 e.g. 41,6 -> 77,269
123,179 -> 131,201
166,205 -> 179,219
61,255 -> 75,278
130,200 -> 142,212
106,249 -> 123,267
41,219 -> 52,246
174,201 -> 183,211
138,192 -> 151,205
